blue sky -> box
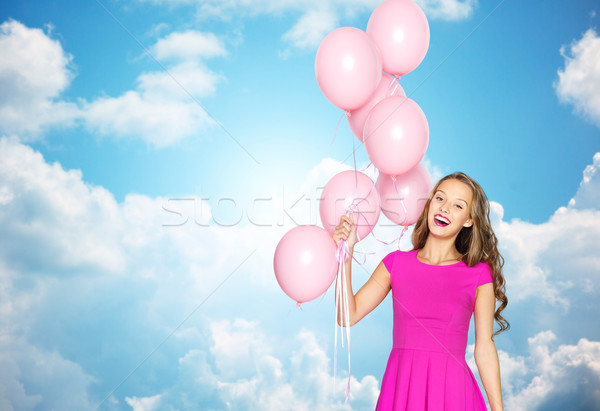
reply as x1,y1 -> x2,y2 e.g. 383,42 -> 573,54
1,0 -> 599,410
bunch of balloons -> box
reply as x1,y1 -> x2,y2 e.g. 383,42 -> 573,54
274,0 -> 433,306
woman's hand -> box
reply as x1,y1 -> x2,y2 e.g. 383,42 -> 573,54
333,213 -> 358,251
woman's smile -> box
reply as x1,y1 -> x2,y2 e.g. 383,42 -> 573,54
433,214 -> 450,227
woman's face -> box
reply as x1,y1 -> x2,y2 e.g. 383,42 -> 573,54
427,179 -> 473,239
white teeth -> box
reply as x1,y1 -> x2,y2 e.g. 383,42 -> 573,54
435,215 -> 449,225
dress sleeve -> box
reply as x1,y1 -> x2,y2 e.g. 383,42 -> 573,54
477,263 -> 494,286
382,251 -> 397,274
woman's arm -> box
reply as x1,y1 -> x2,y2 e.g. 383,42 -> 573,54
333,214 -> 391,327
474,283 -> 504,411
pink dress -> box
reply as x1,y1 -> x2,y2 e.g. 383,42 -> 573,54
375,249 -> 493,411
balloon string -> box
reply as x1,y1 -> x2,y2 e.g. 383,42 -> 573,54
360,162 -> 373,172
334,237 -> 352,402
392,177 -> 408,226
347,173 -> 410,250
349,202 -> 404,251
350,134 -> 363,263
331,112 -> 347,144
388,75 -> 400,96
345,205 -> 368,266
353,138 -> 358,189
333,251 -> 340,397
397,225 -> 408,249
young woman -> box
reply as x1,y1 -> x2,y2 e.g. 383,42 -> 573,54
333,172 -> 508,410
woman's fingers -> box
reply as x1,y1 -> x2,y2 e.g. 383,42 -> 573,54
334,226 -> 349,238
334,214 -> 358,246
339,214 -> 355,229
336,224 -> 351,236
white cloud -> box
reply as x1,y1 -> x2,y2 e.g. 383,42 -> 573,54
1,136 -> 599,410
0,138 -> 383,409
193,319 -> 380,410
82,89 -> 212,148
569,152 -> 600,209
0,19 -> 78,136
137,61 -> 222,100
421,157 -> 444,184
125,394 -> 162,411
488,152 -> 600,308
503,331 -> 600,411
555,29 -> 600,128
467,332 -> 600,411
0,137 -> 126,273
496,349 -> 527,396
82,29 -> 226,147
185,0 -> 478,22
416,0 -> 478,21
0,137 -> 260,408
151,30 -> 227,61
282,8 -> 338,50
494,202 -> 600,307
128,320 -> 381,410
210,318 -> 270,380
136,0 -> 476,53
0,19 -> 226,147
0,336 -> 96,410
0,135 -> 266,328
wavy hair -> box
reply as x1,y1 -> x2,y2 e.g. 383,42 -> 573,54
411,172 -> 509,335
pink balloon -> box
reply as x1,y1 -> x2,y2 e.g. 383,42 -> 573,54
347,76 -> 405,142
319,170 -> 381,240
274,225 -> 338,304
367,0 -> 430,76
363,96 -> 429,177
376,164 -> 432,226
315,27 -> 383,111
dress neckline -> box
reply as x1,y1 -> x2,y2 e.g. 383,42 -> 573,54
413,249 -> 464,267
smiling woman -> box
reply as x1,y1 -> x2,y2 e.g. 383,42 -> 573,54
333,171 -> 509,411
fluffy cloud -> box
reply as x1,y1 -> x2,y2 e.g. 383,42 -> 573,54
125,394 -> 162,411
503,331 -> 600,411
0,137 -> 126,273
0,19 -> 226,147
150,30 -> 227,61
82,88 -> 212,148
555,29 -> 600,128
569,152 -> 600,210
111,320 -> 382,410
1,136 -> 599,409
186,0 -> 478,21
0,336 -> 96,410
489,152 -> 600,309
0,137 -> 374,409
0,20 -> 78,136
468,332 -> 600,411
417,0 -> 478,21
0,136 -> 262,408
161,319 -> 380,410
281,7 -> 338,50
136,0 -> 477,51
0,138 -> 383,409
82,29 -> 227,147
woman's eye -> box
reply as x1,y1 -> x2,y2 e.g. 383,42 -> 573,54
455,204 -> 463,209
435,196 -> 443,201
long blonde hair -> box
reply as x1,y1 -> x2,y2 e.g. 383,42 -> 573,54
412,172 -> 509,335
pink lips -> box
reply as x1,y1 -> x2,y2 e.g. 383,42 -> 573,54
433,214 -> 450,227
